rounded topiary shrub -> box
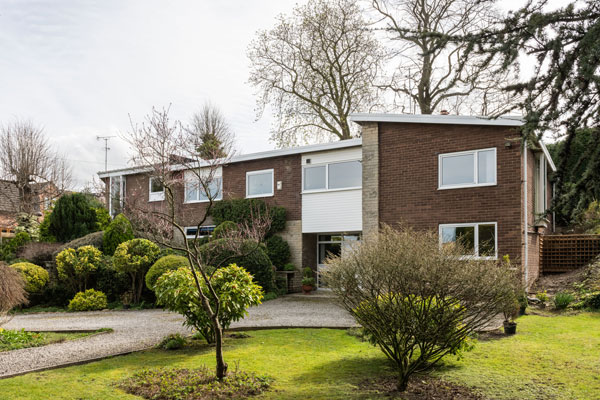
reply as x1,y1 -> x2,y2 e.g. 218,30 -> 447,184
200,239 -> 274,292
212,221 -> 237,239
102,213 -> 134,256
10,262 -> 49,293
68,289 -> 108,311
265,235 -> 290,269
146,255 -> 190,290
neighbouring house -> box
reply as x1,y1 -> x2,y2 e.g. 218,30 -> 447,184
0,180 -> 58,241
98,114 -> 555,290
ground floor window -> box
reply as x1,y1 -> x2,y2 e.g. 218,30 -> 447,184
439,222 -> 497,259
317,233 -> 361,287
185,225 -> 215,239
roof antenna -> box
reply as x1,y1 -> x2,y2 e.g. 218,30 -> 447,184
96,136 -> 116,172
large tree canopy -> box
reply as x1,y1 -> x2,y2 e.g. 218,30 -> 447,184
248,0 -> 384,147
452,0 -> 600,224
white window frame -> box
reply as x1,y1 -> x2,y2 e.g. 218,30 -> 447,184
438,222 -> 498,260
184,225 -> 216,239
184,169 -> 223,204
246,169 -> 274,198
109,175 -> 125,218
302,159 -> 362,194
148,177 -> 165,202
438,148 -> 497,190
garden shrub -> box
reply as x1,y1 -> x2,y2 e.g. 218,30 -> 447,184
38,211 -> 56,242
553,292 -> 575,310
0,232 -> 31,262
154,264 -> 263,343
68,289 -> 107,311
212,221 -> 237,239
16,242 -> 62,266
326,225 -> 521,391
10,262 -> 49,293
0,262 -> 27,327
113,239 -> 161,304
102,213 -> 134,256
265,235 -> 290,269
94,257 -> 130,303
94,207 -> 111,231
15,213 -> 40,241
146,255 -> 190,290
48,193 -> 100,242
56,245 -> 103,292
282,262 -> 296,272
210,198 -> 286,236
158,333 -> 186,350
53,231 -> 104,258
200,239 -> 274,292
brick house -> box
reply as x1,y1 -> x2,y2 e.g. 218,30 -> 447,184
98,114 -> 555,289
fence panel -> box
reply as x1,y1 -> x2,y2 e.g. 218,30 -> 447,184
540,234 -> 600,274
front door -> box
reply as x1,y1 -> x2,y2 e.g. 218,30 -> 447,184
316,233 -> 361,288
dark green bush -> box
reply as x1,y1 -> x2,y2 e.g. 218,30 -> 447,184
68,289 -> 108,311
94,257 -> 130,302
212,221 -> 237,239
553,292 -> 575,310
0,232 -> 31,262
102,214 -> 134,256
210,198 -> 286,236
10,262 -> 49,293
265,235 -> 290,269
282,263 -> 296,272
582,292 -> 600,309
38,212 -> 56,242
146,255 -> 190,290
200,239 -> 274,292
49,193 -> 101,242
158,333 -> 186,350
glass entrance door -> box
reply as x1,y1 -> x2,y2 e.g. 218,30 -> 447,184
317,233 -> 360,288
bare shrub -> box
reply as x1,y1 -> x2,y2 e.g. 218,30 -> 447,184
325,225 -> 520,391
0,262 -> 28,327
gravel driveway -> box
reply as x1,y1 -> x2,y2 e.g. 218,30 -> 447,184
1,292 -> 355,378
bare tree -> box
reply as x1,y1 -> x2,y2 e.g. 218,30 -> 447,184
0,120 -> 72,214
124,106 -> 270,380
248,0 -> 385,147
372,0 -> 516,115
189,102 -> 234,160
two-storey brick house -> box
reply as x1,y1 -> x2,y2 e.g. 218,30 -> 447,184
99,114 -> 555,289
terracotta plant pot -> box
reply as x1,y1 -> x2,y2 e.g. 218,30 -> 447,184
503,321 -> 517,335
302,285 -> 313,294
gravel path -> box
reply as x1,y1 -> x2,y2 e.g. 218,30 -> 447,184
1,292 -> 355,378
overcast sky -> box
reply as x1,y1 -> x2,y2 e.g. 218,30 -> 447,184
0,0 -> 543,189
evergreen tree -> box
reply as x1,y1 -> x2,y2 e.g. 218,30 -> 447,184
48,193 -> 100,242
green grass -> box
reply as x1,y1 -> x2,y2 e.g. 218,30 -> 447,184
0,329 -> 109,352
0,313 -> 598,399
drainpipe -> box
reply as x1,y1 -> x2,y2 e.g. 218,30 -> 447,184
523,141 -> 529,286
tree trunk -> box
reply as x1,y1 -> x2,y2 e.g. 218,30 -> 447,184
398,373 -> 409,392
130,273 -> 137,304
213,317 -> 228,379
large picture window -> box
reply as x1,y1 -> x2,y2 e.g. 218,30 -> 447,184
184,170 -> 222,203
185,225 -> 215,239
438,148 -> 496,189
303,160 -> 362,192
439,222 -> 497,259
109,175 -> 125,218
246,169 -> 274,198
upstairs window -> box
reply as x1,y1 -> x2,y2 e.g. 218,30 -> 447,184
303,160 -> 362,192
439,222 -> 497,259
246,169 -> 274,198
184,170 -> 222,203
149,177 -> 165,202
438,148 -> 496,189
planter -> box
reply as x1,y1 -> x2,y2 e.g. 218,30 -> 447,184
503,321 -> 517,335
302,285 -> 313,295
519,305 -> 527,315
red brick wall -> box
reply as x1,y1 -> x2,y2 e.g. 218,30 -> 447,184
222,155 -> 302,221
377,122 -> 524,262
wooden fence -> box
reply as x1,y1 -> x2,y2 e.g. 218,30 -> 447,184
540,234 -> 600,274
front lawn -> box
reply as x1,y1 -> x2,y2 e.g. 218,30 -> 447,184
0,313 -> 598,399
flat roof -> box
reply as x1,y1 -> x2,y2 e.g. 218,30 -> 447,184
350,113 -> 525,127
97,138 -> 362,178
